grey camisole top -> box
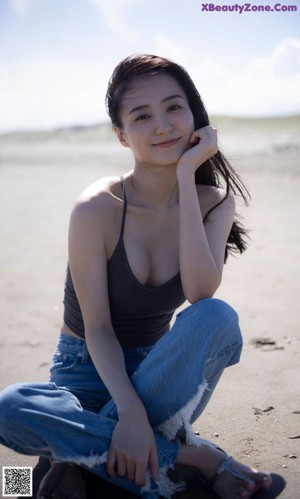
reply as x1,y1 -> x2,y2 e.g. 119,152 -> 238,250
63,178 -> 186,346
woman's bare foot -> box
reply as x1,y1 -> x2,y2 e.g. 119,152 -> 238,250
36,462 -> 86,499
176,444 -> 273,499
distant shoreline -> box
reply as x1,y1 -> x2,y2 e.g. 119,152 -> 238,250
1,115 -> 299,166
1,114 -> 300,141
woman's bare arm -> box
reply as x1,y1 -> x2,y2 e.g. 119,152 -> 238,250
177,126 -> 235,302
67,183 -> 158,484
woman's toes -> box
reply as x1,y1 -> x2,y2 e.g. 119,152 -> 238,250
238,480 -> 255,498
261,474 -> 273,489
238,472 -> 273,498
249,471 -> 272,491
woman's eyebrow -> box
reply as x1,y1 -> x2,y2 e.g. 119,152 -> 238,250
162,94 -> 185,103
128,94 -> 185,115
128,104 -> 149,115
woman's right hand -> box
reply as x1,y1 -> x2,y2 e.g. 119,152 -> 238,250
177,125 -> 218,175
107,409 -> 159,487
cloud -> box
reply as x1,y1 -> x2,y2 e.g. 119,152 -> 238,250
0,60 -> 115,131
10,0 -> 30,14
10,0 -> 47,15
86,0 -> 140,42
189,37 -> 300,116
151,35 -> 300,116
272,37 -> 300,77
154,34 -> 186,63
1,38 -> 299,132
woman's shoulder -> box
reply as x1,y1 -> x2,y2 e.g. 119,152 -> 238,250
70,177 -> 123,237
71,175 -> 124,219
196,185 -> 235,217
66,176 -> 127,259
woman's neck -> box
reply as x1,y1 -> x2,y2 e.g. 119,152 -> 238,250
126,165 -> 179,210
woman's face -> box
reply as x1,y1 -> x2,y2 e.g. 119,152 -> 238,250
115,72 -> 195,168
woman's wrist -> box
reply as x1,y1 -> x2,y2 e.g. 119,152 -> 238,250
176,167 -> 199,192
176,160 -> 201,181
117,397 -> 147,419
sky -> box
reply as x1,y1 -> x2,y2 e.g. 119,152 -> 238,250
0,0 -> 300,132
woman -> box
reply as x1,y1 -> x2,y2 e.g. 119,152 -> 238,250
0,54 -> 285,499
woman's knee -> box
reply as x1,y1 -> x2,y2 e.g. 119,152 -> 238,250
0,383 -> 34,415
189,299 -> 243,368
205,299 -> 243,357
178,297 -> 239,326
205,298 -> 241,340
0,382 -> 55,427
176,298 -> 241,345
0,383 -> 31,422
204,297 -> 238,318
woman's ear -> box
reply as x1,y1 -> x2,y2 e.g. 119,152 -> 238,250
113,127 -> 130,148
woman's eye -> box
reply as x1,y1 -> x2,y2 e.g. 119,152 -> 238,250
135,114 -> 150,122
168,104 -> 181,112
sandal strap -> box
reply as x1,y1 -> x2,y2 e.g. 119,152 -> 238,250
206,455 -> 252,488
50,463 -> 69,495
206,456 -> 233,488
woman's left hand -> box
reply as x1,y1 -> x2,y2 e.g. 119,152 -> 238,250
177,125 -> 218,174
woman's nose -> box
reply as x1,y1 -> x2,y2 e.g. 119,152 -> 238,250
155,115 -> 173,135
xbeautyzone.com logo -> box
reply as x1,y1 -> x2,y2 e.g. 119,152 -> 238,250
201,3 -> 297,12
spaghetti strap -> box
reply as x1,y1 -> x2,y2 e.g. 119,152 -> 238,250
120,176 -> 128,240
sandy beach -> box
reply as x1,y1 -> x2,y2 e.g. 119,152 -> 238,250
0,116 -> 299,498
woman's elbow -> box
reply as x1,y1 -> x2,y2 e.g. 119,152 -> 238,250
184,275 -> 222,303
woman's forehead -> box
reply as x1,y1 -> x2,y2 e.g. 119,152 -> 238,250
121,73 -> 186,107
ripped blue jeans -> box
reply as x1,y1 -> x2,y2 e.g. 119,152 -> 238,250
0,298 -> 243,498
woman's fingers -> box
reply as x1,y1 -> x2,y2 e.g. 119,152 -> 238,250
116,456 -> 127,477
149,443 -> 159,481
108,452 -> 156,487
189,130 -> 201,144
134,458 -> 148,486
107,450 -> 147,485
107,449 -> 117,478
190,125 -> 217,144
188,126 -> 218,162
107,420 -> 159,486
126,458 -> 136,481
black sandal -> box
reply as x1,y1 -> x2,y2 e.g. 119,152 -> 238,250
193,454 -> 286,499
37,462 -> 86,499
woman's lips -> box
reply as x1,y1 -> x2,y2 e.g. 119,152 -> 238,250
152,138 -> 181,147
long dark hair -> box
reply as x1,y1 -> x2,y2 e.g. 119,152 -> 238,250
106,54 -> 250,261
